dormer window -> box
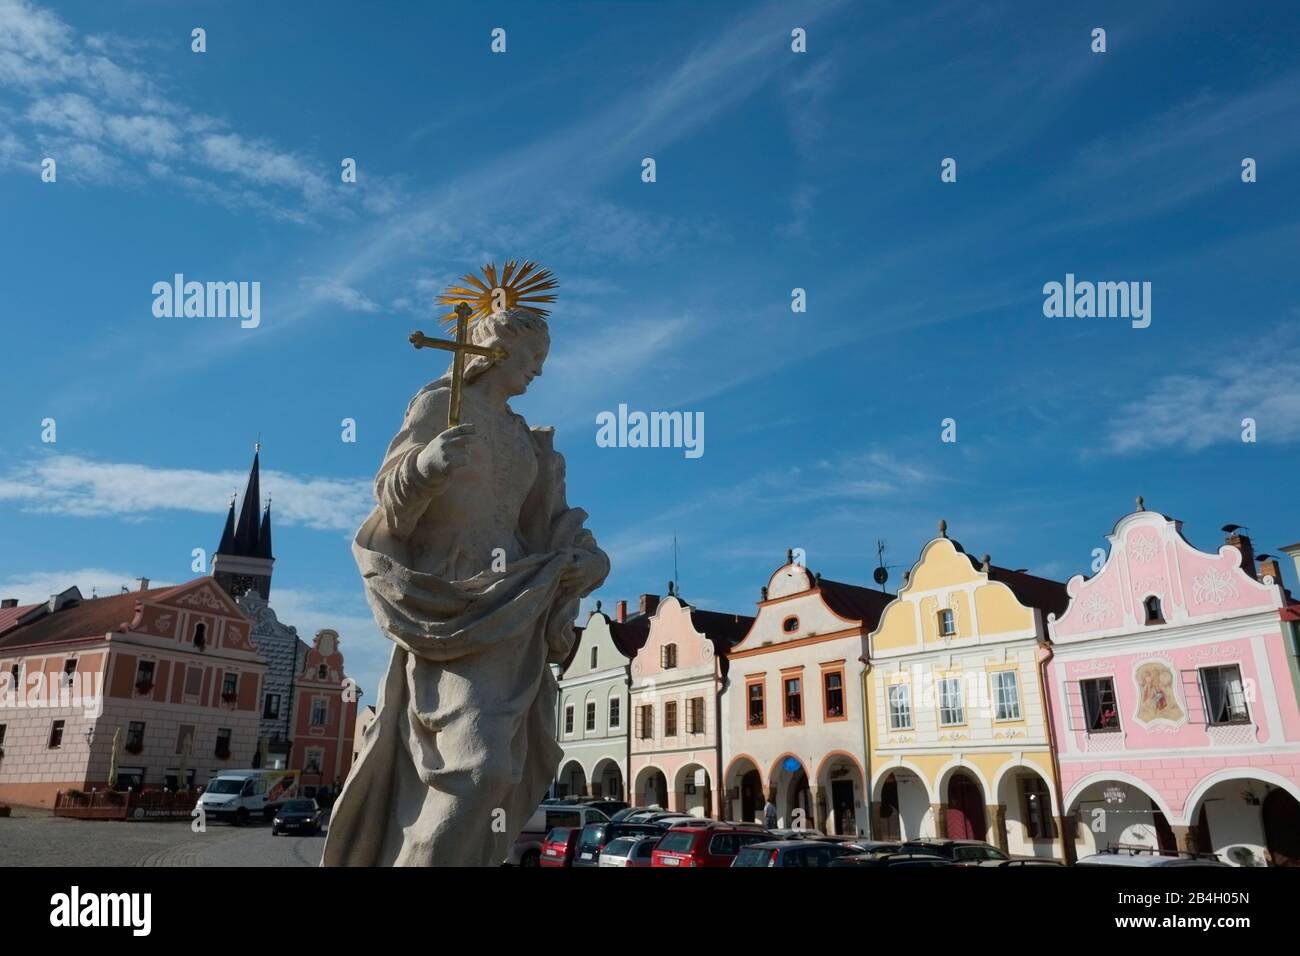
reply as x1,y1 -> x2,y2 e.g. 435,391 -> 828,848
317,664 -> 329,680
782,616 -> 799,633
939,609 -> 956,637
1144,596 -> 1164,625
192,622 -> 206,649
660,644 -> 678,670
590,647 -> 598,669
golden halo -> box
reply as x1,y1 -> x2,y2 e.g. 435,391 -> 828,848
435,260 -> 558,329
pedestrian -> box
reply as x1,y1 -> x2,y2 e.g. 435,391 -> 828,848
763,795 -> 778,829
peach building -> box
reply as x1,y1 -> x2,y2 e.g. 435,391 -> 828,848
0,577 -> 265,808
628,589 -> 751,817
289,628 -> 358,797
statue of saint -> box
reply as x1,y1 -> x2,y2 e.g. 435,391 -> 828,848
324,264 -> 609,865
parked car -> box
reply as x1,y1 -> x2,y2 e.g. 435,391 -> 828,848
508,802 -> 610,866
621,807 -> 665,823
829,852 -> 953,868
543,796 -> 629,817
573,822 -> 664,867
983,858 -> 1067,867
899,839 -> 1010,866
651,825 -> 775,867
599,835 -> 659,867
1075,846 -> 1228,867
539,827 -> 581,867
732,839 -> 857,867
197,769 -> 301,825
837,839 -> 902,856
767,828 -> 826,840
271,798 -> 321,836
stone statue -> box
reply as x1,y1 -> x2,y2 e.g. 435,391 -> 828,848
323,289 -> 609,866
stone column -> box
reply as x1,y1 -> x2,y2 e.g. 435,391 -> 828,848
931,803 -> 947,838
1058,815 -> 1078,864
1172,825 -> 1198,855
672,790 -> 687,813
810,786 -> 828,832
988,804 -> 1009,852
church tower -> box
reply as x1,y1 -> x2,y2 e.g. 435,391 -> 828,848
212,446 -> 275,600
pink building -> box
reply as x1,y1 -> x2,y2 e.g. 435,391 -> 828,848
1045,503 -> 1300,865
288,628 -> 358,798
628,590 -> 751,817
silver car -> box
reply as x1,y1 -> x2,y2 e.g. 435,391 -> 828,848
598,835 -> 659,867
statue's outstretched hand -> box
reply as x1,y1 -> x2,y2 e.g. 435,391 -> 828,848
416,423 -> 480,482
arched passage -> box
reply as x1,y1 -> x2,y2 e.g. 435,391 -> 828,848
996,765 -> 1059,858
558,760 -> 587,798
816,751 -> 865,836
871,766 -> 932,841
1184,772 -> 1300,866
725,755 -> 763,824
944,770 -> 987,841
634,765 -> 668,808
674,763 -> 712,817
768,754 -> 813,830
592,758 -> 624,800
1067,776 -> 1177,858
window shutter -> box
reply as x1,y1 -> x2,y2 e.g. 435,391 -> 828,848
1181,669 -> 1208,724
1064,681 -> 1085,731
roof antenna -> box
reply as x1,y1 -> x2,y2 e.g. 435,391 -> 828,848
673,531 -> 680,598
873,539 -> 890,592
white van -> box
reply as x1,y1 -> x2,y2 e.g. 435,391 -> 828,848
506,801 -> 610,866
197,769 -> 300,826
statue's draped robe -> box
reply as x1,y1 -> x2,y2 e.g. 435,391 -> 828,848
322,378 -> 608,866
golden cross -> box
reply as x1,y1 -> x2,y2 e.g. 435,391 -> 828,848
409,302 -> 509,427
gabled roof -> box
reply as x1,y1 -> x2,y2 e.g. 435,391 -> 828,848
687,607 -> 755,651
0,601 -> 42,637
0,585 -> 179,651
985,565 -> 1069,619
817,577 -> 895,630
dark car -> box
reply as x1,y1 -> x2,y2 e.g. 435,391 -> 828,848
838,839 -> 903,856
271,798 -> 321,836
732,839 -> 856,867
651,825 -> 774,867
828,852 -> 953,868
573,822 -> 663,867
539,827 -> 580,867
899,839 -> 1009,866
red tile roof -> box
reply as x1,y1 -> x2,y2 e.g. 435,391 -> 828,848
0,586 -> 181,651
0,601 -> 42,637
817,578 -> 895,630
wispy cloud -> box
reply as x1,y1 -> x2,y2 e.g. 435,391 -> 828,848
0,454 -> 372,531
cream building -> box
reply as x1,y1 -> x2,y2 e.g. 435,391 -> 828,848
721,557 -> 892,835
865,525 -> 1070,859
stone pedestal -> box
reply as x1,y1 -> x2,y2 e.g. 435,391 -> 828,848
932,803 -> 947,838
988,804 -> 1009,852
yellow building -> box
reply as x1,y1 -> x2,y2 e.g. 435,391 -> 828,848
864,523 -> 1071,860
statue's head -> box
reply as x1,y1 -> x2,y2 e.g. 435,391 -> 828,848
460,308 -> 550,396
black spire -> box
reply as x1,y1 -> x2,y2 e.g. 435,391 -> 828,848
257,500 -> 274,559
216,495 -> 236,555
232,448 -> 263,556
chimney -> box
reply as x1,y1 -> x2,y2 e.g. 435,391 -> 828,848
616,599 -> 627,623
137,577 -> 151,592
0,598 -> 16,609
1225,531 -> 1256,580
1257,555 -> 1283,586
639,593 -> 660,616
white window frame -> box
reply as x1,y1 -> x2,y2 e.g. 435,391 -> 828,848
608,695 -> 621,729
938,677 -> 965,726
887,683 -> 912,730
585,700 -> 597,732
991,670 -> 1021,721
939,609 -> 956,636
564,703 -> 575,736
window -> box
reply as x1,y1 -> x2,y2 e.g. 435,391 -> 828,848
9,662 -> 20,691
304,748 -> 323,774
49,719 -> 65,748
214,728 -> 232,759
192,622 -> 206,648
1081,677 -> 1120,732
782,616 -> 799,633
175,724 -> 195,755
126,721 -> 145,753
747,680 -> 765,727
608,696 -> 621,729
823,669 -> 845,719
939,609 -> 956,636
0,724 -> 6,748
784,677 -> 803,724
991,670 -> 1021,721
664,700 -> 678,736
1020,776 -> 1054,840
564,704 -> 575,735
310,697 -> 328,727
221,672 -> 238,698
317,664 -> 329,680
263,693 -> 282,720
590,647 -> 598,669
888,683 -> 912,730
687,697 -> 705,734
134,660 -> 156,691
937,677 -> 964,726
183,666 -> 202,698
660,644 -> 677,670
1201,665 -> 1249,725
635,704 -> 654,740
585,701 -> 596,732
61,658 -> 77,687
1144,596 -> 1164,624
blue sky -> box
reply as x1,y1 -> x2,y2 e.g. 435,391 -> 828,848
3,0 -> 1299,704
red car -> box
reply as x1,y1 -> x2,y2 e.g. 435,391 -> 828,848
651,824 -> 772,868
539,827 -> 580,867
